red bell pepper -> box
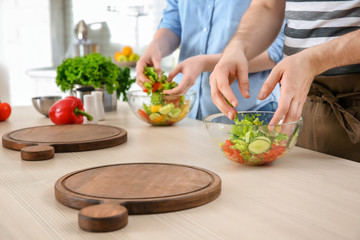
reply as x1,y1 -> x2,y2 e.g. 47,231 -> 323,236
49,96 -> 93,124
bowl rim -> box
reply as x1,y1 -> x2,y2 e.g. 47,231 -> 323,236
127,89 -> 196,98
32,96 -> 63,101
203,111 -> 303,126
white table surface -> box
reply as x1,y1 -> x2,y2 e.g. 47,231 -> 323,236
1,103 -> 360,240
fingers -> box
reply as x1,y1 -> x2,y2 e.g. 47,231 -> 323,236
163,80 -> 190,95
237,63 -> 250,98
211,86 -> 237,120
269,89 -> 303,125
258,67 -> 282,100
283,100 -> 304,124
153,61 -> 162,80
269,87 -> 292,125
135,61 -> 149,88
210,70 -> 238,120
136,56 -> 162,88
167,65 -> 182,82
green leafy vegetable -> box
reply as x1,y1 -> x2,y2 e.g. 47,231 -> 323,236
116,66 -> 135,101
56,53 -> 135,101
143,66 -> 178,94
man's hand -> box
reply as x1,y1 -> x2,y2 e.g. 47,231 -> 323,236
209,50 -> 250,120
258,52 -> 317,124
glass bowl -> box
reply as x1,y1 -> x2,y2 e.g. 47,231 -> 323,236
203,111 -> 303,166
127,90 -> 196,126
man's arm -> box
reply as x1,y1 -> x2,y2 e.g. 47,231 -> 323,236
224,0 -> 285,61
258,29 -> 360,125
209,0 -> 285,119
303,29 -> 360,75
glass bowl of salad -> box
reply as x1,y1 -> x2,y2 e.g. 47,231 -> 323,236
203,111 -> 303,166
127,90 -> 196,126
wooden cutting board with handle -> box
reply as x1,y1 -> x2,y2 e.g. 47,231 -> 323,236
55,163 -> 221,232
2,124 -> 127,160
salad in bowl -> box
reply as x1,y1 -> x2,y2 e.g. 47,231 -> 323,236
203,112 -> 302,166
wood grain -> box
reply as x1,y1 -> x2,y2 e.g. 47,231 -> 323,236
2,124 -> 127,160
2,104 -> 360,240
55,163 -> 222,232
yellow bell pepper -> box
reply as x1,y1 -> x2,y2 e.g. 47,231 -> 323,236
150,105 -> 162,113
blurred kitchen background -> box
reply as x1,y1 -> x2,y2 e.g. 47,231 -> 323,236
0,0 -> 177,106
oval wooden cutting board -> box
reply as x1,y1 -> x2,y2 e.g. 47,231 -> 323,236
55,163 -> 222,232
2,124 -> 127,160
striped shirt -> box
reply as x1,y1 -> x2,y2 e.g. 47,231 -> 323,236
284,0 -> 360,75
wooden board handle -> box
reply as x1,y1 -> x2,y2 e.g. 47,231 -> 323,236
21,145 -> 55,161
78,203 -> 128,232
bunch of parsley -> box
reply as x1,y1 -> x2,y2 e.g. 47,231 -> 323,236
56,53 -> 135,101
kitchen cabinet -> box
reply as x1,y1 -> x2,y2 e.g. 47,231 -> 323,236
1,103 -> 360,239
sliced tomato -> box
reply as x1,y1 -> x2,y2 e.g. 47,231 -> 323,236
261,145 -> 287,163
137,109 -> 151,123
152,82 -> 161,92
143,89 -> 148,93
222,140 -> 244,164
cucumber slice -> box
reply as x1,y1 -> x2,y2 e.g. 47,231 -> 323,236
287,125 -> 301,149
231,139 -> 248,151
253,136 -> 271,143
169,108 -> 181,118
159,103 -> 174,115
248,139 -> 271,155
149,113 -> 161,121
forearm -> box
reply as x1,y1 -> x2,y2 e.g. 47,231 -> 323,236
150,28 -> 180,58
303,29 -> 360,75
224,0 -> 285,61
248,52 -> 276,73
198,51 -> 275,73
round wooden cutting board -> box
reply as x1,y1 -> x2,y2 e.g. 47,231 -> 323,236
55,163 -> 222,232
2,124 -> 127,160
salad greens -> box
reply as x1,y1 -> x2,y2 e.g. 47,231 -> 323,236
143,66 -> 178,94
136,66 -> 190,125
222,113 -> 289,165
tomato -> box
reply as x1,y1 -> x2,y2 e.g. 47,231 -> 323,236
222,140 -> 244,164
261,145 -> 287,163
137,109 -> 150,123
152,82 -> 161,92
0,102 -> 11,121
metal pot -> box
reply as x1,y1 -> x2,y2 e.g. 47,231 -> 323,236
72,85 -> 117,112
73,43 -> 98,57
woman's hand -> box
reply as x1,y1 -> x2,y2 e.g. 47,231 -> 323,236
163,55 -> 208,95
135,44 -> 162,89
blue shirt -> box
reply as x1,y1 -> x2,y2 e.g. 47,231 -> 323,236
159,0 -> 284,120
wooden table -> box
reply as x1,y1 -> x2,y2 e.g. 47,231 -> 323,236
1,103 -> 360,240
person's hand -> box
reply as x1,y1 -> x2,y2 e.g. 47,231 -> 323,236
163,55 -> 206,95
136,45 -> 162,89
209,50 -> 250,120
257,52 -> 317,124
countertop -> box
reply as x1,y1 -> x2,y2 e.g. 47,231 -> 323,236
1,103 -> 360,240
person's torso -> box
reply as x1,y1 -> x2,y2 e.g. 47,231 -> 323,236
173,0 -> 279,119
284,0 -> 360,75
